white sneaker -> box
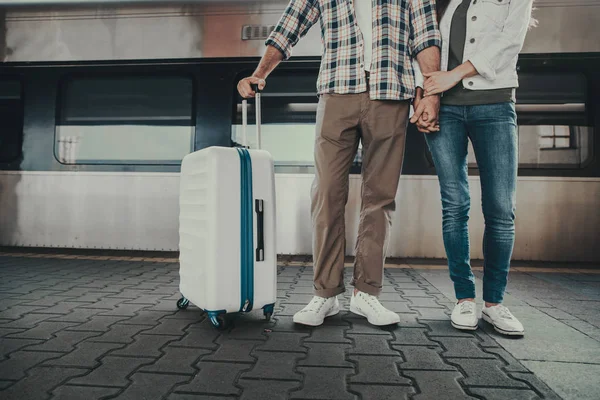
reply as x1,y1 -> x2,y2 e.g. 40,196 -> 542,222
293,296 -> 340,326
350,291 -> 400,326
451,301 -> 478,331
482,304 -> 524,336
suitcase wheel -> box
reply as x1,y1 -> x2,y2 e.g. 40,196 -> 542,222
176,297 -> 190,310
263,303 -> 275,321
208,312 -> 227,330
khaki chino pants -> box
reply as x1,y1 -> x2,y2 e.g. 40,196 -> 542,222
311,91 -> 410,298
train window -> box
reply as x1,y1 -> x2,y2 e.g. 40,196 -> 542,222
0,79 -> 24,163
466,72 -> 593,169
56,75 -> 194,164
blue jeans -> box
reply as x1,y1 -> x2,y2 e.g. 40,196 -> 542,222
424,102 -> 518,303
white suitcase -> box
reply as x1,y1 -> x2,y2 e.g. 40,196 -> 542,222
176,88 -> 277,329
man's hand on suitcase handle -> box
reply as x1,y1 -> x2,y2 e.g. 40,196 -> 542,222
237,76 -> 266,98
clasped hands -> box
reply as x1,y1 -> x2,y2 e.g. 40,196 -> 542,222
410,70 -> 462,134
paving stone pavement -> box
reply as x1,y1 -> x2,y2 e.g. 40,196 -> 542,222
0,252 -> 598,400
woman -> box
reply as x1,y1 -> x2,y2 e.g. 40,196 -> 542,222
416,0 -> 535,336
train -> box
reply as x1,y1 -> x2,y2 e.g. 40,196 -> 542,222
0,0 -> 599,262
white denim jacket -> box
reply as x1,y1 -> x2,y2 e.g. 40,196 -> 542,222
414,0 -> 534,91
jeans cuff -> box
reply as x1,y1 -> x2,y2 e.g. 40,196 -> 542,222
455,287 -> 476,301
483,290 -> 504,304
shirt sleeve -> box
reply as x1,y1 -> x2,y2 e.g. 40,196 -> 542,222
468,0 -> 534,81
409,0 -> 442,56
265,0 -> 321,60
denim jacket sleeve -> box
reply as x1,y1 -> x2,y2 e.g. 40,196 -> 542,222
265,0 -> 321,60
468,0 -> 534,81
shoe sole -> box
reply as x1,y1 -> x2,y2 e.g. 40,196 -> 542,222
451,320 -> 478,331
482,313 -> 524,336
293,305 -> 340,327
349,304 -> 400,326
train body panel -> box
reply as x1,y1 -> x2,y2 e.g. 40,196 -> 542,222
1,172 -> 599,262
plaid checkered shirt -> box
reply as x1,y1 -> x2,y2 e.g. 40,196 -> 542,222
266,0 -> 441,101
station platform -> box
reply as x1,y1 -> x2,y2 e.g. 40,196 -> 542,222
0,249 -> 599,400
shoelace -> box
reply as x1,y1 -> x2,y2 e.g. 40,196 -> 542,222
495,305 -> 514,320
459,301 -> 475,315
300,296 -> 328,313
359,293 -> 389,314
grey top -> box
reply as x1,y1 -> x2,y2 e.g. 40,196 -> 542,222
441,0 -> 515,106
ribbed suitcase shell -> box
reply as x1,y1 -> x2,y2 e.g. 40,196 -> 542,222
177,145 -> 277,327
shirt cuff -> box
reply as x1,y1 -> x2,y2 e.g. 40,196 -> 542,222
265,31 -> 293,60
412,36 -> 442,57
413,59 -> 424,88
468,53 -> 496,81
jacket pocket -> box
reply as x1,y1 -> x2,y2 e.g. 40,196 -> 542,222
479,0 -> 510,29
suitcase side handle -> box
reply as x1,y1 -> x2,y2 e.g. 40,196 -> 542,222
241,85 -> 262,150
255,199 -> 265,262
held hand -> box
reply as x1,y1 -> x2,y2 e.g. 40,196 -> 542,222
237,76 -> 266,98
423,71 -> 461,96
411,92 -> 440,134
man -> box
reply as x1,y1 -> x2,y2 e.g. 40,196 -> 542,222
238,0 -> 442,327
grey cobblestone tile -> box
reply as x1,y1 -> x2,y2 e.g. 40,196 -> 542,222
113,372 -> 189,400
343,316 -> 392,335
70,292 -> 107,303
87,324 -> 150,344
24,330 -> 100,353
394,345 -> 457,371
6,321 -> 78,340
46,308 -> 102,323
482,347 -> 531,373
411,307 -> 451,320
78,297 -> 127,310
392,282 -> 424,290
66,315 -> 129,332
291,367 -> 356,400
119,310 -> 174,325
51,385 -> 121,400
406,297 -> 446,308
169,324 -> 220,349
379,301 -> 414,313
304,324 -> 351,343
0,306 -> 50,321
141,318 -> 195,336
202,338 -> 262,363
469,388 -> 542,400
0,366 -> 87,400
299,342 -> 353,367
447,358 -> 529,388
285,293 -> 316,304
45,342 -> 124,368
434,337 -> 497,359
111,334 -> 180,358
347,334 -> 399,355
352,354 -> 412,384
425,319 -> 475,337
349,384 -> 415,400
397,289 -> 432,297
561,319 -> 600,341
392,328 -> 438,346
68,356 -> 152,387
270,316 -> 313,332
241,351 -> 303,381
404,370 -> 475,400
0,350 -> 63,380
238,379 -> 300,400
508,372 -> 563,400
97,303 -> 149,317
378,292 -> 405,301
27,301 -> 84,315
176,362 -> 248,396
0,338 -> 43,358
140,347 -> 210,375
256,331 -> 309,353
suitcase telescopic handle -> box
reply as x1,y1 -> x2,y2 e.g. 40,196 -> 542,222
241,84 -> 262,150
